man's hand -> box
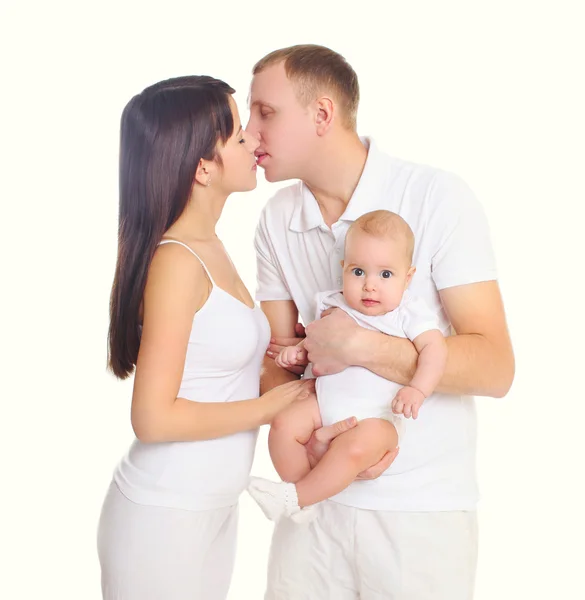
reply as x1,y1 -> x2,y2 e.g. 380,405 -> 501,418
305,417 -> 358,467
356,447 -> 400,479
391,385 -> 426,419
304,308 -> 361,376
304,417 -> 400,478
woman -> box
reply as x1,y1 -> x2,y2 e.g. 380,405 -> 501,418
97,76 -> 314,599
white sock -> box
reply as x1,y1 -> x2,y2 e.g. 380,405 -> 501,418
289,503 -> 317,524
247,476 -> 305,522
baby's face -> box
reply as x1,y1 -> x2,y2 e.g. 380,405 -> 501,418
342,230 -> 414,316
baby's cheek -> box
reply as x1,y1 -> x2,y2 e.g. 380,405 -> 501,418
343,289 -> 360,311
381,288 -> 402,312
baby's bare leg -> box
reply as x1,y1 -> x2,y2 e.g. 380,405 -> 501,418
296,418 -> 398,507
269,396 -> 322,483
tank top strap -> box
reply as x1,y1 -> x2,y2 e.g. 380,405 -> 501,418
157,239 -> 215,286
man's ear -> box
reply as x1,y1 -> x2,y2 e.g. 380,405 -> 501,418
315,96 -> 334,136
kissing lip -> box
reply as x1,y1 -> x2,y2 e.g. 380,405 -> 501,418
255,150 -> 269,165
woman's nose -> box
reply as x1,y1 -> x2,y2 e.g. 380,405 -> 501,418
248,133 -> 260,153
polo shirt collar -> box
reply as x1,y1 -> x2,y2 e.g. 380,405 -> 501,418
289,137 -> 389,233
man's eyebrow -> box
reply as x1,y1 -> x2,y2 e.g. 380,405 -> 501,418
250,100 -> 275,109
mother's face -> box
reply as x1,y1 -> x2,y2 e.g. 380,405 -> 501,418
215,97 -> 260,194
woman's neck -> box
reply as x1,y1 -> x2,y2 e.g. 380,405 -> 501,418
165,190 -> 227,243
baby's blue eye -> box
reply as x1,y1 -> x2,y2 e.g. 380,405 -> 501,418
352,268 -> 364,277
381,270 -> 392,279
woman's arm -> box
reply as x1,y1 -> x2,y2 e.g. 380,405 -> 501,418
130,244 -> 312,443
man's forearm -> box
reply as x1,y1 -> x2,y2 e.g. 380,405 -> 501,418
356,329 -> 514,397
260,356 -> 300,395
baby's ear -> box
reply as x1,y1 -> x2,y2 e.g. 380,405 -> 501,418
340,260 -> 344,268
405,265 -> 416,287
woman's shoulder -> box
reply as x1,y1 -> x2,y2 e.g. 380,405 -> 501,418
145,242 -> 211,315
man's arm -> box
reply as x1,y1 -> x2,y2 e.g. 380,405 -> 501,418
260,300 -> 302,394
304,280 -> 514,398
353,281 -> 514,397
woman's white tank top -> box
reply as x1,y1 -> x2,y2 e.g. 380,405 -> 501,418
114,240 -> 271,511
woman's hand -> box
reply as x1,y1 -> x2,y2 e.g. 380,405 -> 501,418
261,378 -> 315,421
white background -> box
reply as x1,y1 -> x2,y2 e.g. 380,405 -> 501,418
1,1 -> 584,598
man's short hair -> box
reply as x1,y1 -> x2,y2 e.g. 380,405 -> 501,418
253,44 -> 360,130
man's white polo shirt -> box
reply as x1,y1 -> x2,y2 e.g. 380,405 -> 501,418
254,138 -> 497,511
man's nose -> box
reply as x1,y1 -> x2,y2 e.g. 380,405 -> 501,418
245,116 -> 260,139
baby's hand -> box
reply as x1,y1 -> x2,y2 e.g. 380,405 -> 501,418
276,345 -> 308,369
391,386 -> 426,419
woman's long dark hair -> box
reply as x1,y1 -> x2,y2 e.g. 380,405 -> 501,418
108,76 -> 235,379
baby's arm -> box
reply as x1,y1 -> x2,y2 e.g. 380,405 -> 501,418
392,330 -> 447,419
276,339 -> 308,369
410,329 -> 448,397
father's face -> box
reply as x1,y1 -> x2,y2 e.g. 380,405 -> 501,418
247,61 -> 316,183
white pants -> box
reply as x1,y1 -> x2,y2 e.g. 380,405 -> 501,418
265,500 -> 478,600
97,482 -> 238,600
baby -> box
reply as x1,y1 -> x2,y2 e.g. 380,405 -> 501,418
248,210 -> 447,522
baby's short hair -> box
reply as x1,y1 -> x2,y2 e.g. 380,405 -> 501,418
348,210 -> 415,263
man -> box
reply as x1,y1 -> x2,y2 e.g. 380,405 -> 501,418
246,44 -> 514,600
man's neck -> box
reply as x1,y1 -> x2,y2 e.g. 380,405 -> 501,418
303,133 -> 368,228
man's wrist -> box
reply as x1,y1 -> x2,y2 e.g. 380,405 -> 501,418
348,327 -> 376,368
354,330 -> 418,386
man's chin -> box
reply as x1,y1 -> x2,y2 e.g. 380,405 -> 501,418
262,168 -> 279,183
263,168 -> 296,184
